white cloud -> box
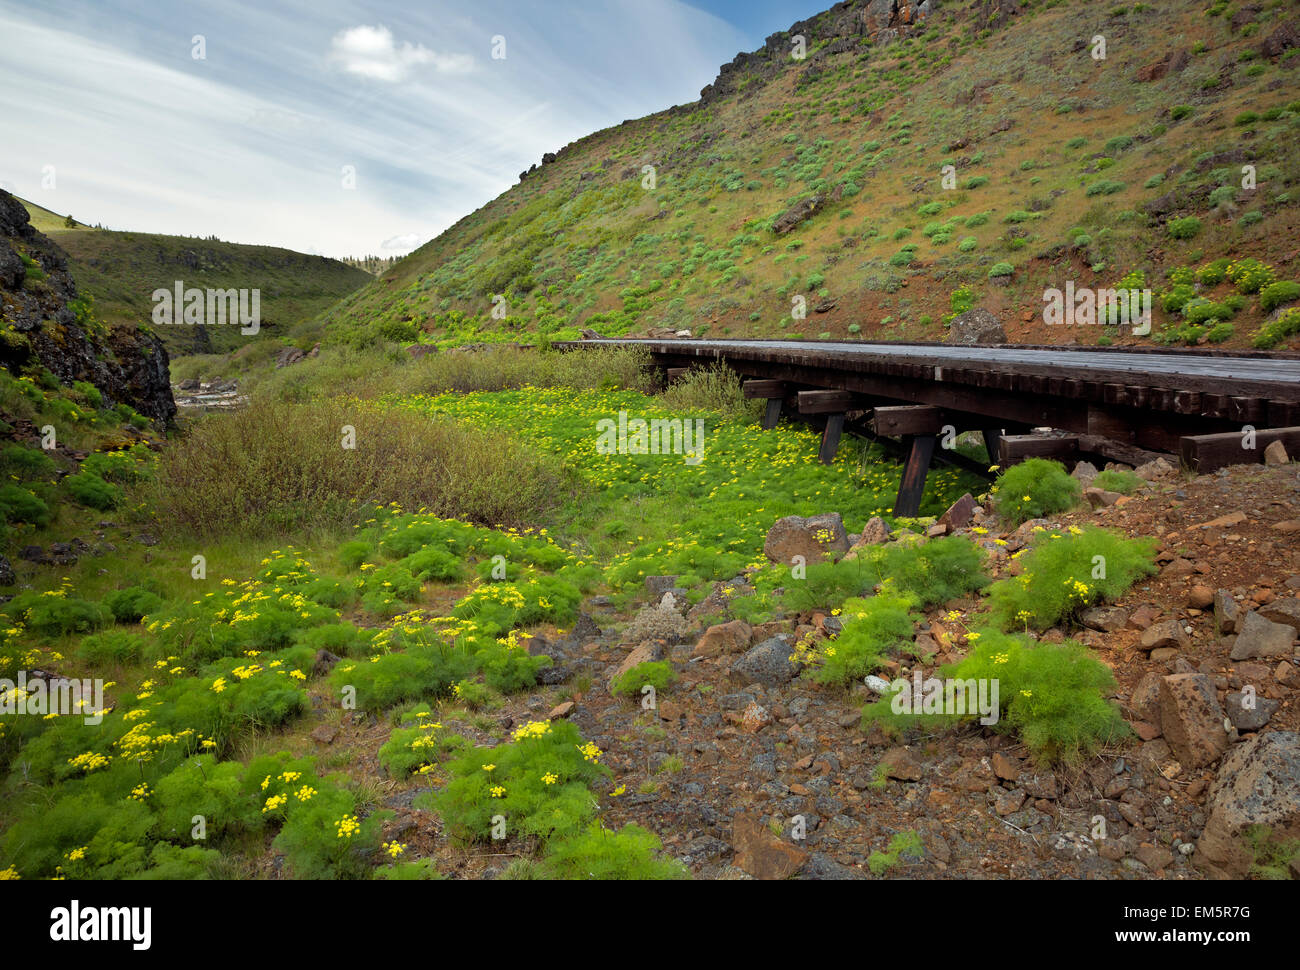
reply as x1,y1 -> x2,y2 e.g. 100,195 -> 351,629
329,24 -> 473,82
381,232 -> 425,251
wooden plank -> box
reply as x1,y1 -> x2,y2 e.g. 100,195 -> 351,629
743,379 -> 786,399
819,413 -> 845,465
893,435 -> 937,517
1180,426 -> 1300,473
797,389 -> 855,414
1229,397 -> 1264,424
871,405 -> 943,437
982,428 -> 1003,466
666,367 -> 691,382
999,434 -> 1080,464
762,397 -> 783,431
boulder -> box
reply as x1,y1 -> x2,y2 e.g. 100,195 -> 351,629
772,194 -> 825,235
1264,440 -> 1290,465
1071,461 -> 1099,487
1196,732 -> 1300,878
1159,673 -> 1234,768
1229,610 -> 1296,660
732,813 -> 807,879
938,493 -> 979,530
1214,589 -> 1240,635
1140,619 -> 1191,652
694,619 -> 753,659
729,636 -> 801,687
946,307 -> 1007,345
1259,597 -> 1300,634
763,513 -> 850,566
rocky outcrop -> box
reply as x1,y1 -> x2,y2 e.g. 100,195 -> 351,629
1196,731 -> 1300,878
0,190 -> 175,423
946,307 -> 1007,345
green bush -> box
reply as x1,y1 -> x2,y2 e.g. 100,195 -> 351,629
611,660 -> 676,698
0,484 -> 50,526
808,593 -> 917,686
986,526 -> 1157,631
521,824 -> 689,880
65,471 -> 122,510
431,719 -> 609,844
1091,469 -> 1143,494
1167,217 -> 1202,240
992,459 -> 1081,525
988,262 -> 1014,278
864,629 -> 1129,764
77,629 -> 147,666
4,591 -> 111,637
1259,281 -> 1300,313
103,586 -> 165,623
1253,307 -> 1300,349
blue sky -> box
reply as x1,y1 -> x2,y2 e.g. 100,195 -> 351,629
0,0 -> 829,258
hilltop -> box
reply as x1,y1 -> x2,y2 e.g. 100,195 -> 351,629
15,198 -> 371,357
322,0 -> 1299,353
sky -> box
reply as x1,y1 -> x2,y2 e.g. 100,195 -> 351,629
0,0 -> 829,259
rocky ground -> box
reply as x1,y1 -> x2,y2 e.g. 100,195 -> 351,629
288,456 -> 1300,880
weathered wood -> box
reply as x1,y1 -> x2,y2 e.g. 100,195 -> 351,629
982,427 -> 1003,466
798,389 -> 856,414
819,413 -> 845,465
1180,426 -> 1300,473
871,405 -> 943,437
762,397 -> 783,431
743,379 -> 786,399
894,434 -> 937,517
999,434 -> 1080,464
666,367 -> 691,383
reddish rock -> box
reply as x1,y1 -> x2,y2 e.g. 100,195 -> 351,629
732,813 -> 807,880
694,619 -> 753,658
1159,673 -> 1234,769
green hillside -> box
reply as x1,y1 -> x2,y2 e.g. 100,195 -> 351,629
326,0 -> 1300,353
17,199 -> 371,356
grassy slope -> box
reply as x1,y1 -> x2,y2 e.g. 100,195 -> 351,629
328,0 -> 1300,352
16,199 -> 371,357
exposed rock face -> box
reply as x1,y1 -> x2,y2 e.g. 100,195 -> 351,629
947,307 -> 1007,345
763,512 -> 850,565
0,190 -> 175,423
1196,731 -> 1300,878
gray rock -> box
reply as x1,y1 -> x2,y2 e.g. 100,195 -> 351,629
1230,610 -> 1296,660
730,637 -> 802,687
947,307 -> 1007,345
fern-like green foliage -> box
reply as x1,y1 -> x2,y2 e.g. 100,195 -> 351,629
987,526 -> 1157,631
1091,469 -> 1144,495
505,823 -> 690,880
611,660 -> 676,698
864,629 -> 1130,764
992,458 -> 1081,525
868,830 -> 924,875
809,593 -> 918,686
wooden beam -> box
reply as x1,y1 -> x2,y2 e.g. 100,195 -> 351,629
819,414 -> 845,465
893,435 -> 937,517
798,389 -> 856,414
665,367 -> 691,383
999,434 -> 1080,465
743,379 -> 786,399
762,397 -> 783,431
1180,426 -> 1300,473
982,427 -> 1004,467
871,405 -> 943,437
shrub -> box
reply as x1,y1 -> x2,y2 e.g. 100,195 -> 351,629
1086,180 -> 1125,197
431,719 -> 609,844
867,831 -> 924,875
4,591 -> 111,637
1252,307 -> 1300,349
992,459 -> 1081,525
803,593 -> 917,686
1259,281 -> 1300,314
1197,258 -> 1231,285
103,586 -> 165,623
65,471 -> 122,510
986,526 -> 1157,630
1091,469 -> 1143,494
988,262 -> 1014,279
77,629 -> 146,666
1167,217 -> 1202,240
1226,257 -> 1275,294
0,484 -> 50,526
148,400 -> 566,538
522,824 -> 690,880
659,365 -> 762,421
611,660 -> 676,698
864,629 -> 1129,764
378,708 -> 470,777
0,444 -> 56,481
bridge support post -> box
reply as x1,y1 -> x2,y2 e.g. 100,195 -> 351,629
819,413 -> 845,465
762,398 -> 783,430
982,428 -> 1003,467
893,434 -> 936,517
